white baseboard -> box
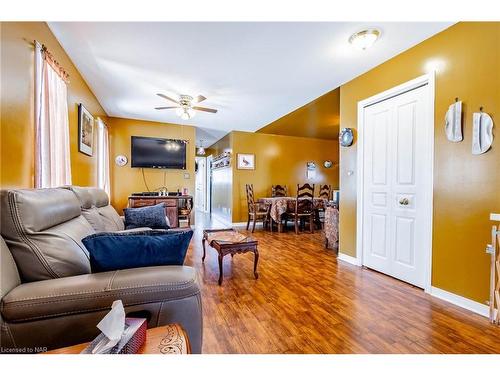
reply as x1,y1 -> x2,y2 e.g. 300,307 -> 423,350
429,287 -> 489,318
338,252 -> 362,266
232,222 -> 248,227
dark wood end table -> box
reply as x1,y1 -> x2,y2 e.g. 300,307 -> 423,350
202,228 -> 259,285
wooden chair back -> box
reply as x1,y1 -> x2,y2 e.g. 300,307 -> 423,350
246,184 -> 256,213
272,185 -> 288,197
318,184 -> 331,200
295,183 -> 315,214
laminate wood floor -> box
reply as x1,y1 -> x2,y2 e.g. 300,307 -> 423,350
184,212 -> 500,354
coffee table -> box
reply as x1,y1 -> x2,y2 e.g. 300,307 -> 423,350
202,228 -> 259,285
44,323 -> 190,354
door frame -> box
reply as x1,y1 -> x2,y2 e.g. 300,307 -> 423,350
355,73 -> 435,293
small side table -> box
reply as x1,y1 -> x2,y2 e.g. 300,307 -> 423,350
44,324 -> 190,354
202,228 -> 259,285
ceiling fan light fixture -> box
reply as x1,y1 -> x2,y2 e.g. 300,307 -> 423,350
349,28 -> 381,50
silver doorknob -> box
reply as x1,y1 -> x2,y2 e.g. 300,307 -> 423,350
399,198 -> 409,206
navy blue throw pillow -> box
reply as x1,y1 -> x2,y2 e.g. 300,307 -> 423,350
123,203 -> 169,230
82,229 -> 193,273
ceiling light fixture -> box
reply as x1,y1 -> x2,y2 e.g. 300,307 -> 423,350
197,140 -> 206,156
348,28 -> 381,50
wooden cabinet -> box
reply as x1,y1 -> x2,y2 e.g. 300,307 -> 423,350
127,196 -> 193,228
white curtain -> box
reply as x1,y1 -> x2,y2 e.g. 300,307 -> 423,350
34,41 -> 72,188
97,118 -> 110,197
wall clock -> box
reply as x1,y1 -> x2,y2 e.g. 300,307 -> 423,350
323,160 -> 333,168
339,128 -> 354,147
115,155 -> 128,167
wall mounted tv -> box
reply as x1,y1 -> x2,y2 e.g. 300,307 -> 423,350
131,136 -> 187,169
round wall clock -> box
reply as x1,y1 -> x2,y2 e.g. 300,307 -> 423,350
339,128 -> 354,147
323,160 -> 333,168
115,155 -> 128,167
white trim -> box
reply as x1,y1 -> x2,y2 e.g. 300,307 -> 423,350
232,222 -> 249,227
356,73 -> 435,293
338,252 -> 362,266
430,287 -> 490,318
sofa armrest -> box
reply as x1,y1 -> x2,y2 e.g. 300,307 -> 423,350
1,265 -> 202,352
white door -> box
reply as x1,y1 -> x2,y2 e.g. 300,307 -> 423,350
195,157 -> 206,211
361,84 -> 431,288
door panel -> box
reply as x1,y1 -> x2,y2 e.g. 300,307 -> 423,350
362,84 -> 430,288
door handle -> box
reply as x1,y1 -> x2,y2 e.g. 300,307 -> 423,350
399,198 -> 409,206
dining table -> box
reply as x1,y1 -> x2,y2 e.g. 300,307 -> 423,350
257,196 -> 328,232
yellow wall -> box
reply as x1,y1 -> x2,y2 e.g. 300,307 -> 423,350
339,22 -> 500,303
257,87 -> 340,139
0,22 -> 106,189
230,131 -> 339,222
106,117 -> 196,214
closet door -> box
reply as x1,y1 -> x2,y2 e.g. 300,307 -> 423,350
362,84 -> 429,288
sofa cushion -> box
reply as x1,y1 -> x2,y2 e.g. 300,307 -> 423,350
0,189 -> 94,282
82,229 -> 193,273
123,203 -> 169,230
81,206 -> 106,232
0,236 -> 21,301
66,186 -> 125,231
0,265 -> 199,323
98,205 -> 125,231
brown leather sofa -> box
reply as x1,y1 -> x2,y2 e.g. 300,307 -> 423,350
0,187 -> 202,353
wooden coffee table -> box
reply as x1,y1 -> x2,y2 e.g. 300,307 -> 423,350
202,228 -> 259,285
44,323 -> 190,354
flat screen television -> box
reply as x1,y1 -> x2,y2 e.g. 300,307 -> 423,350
131,136 -> 187,169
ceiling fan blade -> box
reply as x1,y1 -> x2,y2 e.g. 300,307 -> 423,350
156,93 -> 179,104
193,106 -> 218,113
155,106 -> 178,110
195,95 -> 207,103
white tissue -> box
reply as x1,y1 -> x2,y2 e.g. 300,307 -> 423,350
91,300 -> 126,354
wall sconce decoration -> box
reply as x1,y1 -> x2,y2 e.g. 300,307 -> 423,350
306,161 -> 317,180
445,98 -> 463,142
472,108 -> 494,155
339,128 -> 354,147
115,155 -> 128,167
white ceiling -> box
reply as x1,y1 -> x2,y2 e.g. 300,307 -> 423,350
49,22 -> 452,146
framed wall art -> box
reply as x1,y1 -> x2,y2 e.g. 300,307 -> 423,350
78,103 -> 94,156
237,153 -> 255,170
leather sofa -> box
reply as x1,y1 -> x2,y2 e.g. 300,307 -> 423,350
0,187 -> 202,353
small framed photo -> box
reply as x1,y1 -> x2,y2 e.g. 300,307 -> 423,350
78,103 -> 94,156
237,153 -> 255,170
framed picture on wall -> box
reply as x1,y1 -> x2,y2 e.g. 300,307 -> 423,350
78,103 -> 94,156
237,153 -> 255,170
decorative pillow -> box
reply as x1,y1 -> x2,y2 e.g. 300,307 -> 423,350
123,203 -> 169,230
82,229 -> 193,273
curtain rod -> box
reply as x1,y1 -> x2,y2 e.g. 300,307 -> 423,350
35,40 -> 70,84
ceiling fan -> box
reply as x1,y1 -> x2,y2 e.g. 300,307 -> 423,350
155,93 -> 218,120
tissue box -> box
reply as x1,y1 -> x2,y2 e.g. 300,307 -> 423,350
81,318 -> 147,354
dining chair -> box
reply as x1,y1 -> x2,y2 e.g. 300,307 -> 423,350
318,184 -> 331,200
285,183 -> 315,234
271,185 -> 288,197
316,184 -> 331,228
246,184 -> 270,233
